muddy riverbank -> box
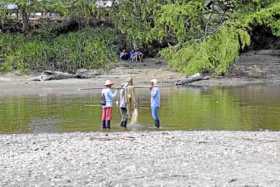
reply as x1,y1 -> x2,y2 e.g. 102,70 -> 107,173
189,50 -> 280,87
1,50 -> 280,96
0,131 -> 280,186
0,58 -> 184,97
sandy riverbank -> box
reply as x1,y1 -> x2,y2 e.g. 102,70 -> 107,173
0,59 -> 185,97
0,131 -> 280,186
1,50 -> 280,97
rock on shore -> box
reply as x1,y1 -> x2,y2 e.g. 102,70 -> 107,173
0,131 -> 280,186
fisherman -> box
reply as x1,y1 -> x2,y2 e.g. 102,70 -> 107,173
126,77 -> 137,120
150,79 -> 160,128
119,82 -> 128,128
101,80 -> 118,129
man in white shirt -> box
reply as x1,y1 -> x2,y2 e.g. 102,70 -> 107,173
119,83 -> 128,128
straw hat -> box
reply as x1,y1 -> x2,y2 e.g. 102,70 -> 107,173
104,80 -> 114,86
127,77 -> 132,81
127,77 -> 133,84
150,79 -> 158,86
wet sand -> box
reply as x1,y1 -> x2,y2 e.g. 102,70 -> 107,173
1,131 -> 280,186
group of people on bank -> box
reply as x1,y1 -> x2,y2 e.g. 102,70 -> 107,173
100,78 -> 160,129
119,49 -> 144,63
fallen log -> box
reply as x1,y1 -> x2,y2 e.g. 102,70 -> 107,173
30,71 -> 75,81
30,69 -> 101,81
176,73 -> 210,86
75,69 -> 101,79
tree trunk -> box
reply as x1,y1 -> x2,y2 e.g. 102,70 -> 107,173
16,10 -> 19,20
30,70 -> 101,81
1,17 -> 4,31
20,8 -> 29,33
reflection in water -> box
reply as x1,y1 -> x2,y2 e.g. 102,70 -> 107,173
0,85 -> 280,133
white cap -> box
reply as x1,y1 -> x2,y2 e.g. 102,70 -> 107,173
150,79 -> 158,86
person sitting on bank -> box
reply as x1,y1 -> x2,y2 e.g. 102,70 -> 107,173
150,79 -> 160,128
135,50 -> 144,62
120,49 -> 130,60
130,49 -> 144,63
101,80 -> 118,129
119,83 -> 128,128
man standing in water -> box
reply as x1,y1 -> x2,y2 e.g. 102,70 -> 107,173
126,78 -> 137,120
119,83 -> 128,128
150,79 -> 160,128
101,80 -> 117,129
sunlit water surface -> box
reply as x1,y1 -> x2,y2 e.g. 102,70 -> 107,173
0,85 -> 280,133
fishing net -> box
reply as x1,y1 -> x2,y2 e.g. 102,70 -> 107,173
130,108 -> 138,125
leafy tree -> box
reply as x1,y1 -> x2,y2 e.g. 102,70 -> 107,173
111,0 -> 161,48
153,1 -> 204,43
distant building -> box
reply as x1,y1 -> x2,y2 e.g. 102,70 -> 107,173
4,1 -> 118,10
1,1 -> 118,19
0,3 -> 17,10
96,0 -> 114,8
6,4 -> 17,10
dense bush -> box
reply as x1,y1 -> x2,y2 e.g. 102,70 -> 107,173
0,28 -> 117,72
161,26 -> 250,75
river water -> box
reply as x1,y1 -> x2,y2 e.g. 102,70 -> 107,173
0,85 -> 280,133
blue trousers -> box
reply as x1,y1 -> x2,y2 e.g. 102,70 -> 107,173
151,106 -> 160,121
151,106 -> 160,128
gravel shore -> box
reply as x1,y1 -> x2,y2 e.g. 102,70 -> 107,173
1,131 -> 280,186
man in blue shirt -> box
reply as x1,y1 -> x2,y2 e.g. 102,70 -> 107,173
150,79 -> 160,128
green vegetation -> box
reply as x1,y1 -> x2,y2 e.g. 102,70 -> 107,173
0,0 -> 280,74
0,28 -> 117,72
160,26 -> 250,74
160,1 -> 280,75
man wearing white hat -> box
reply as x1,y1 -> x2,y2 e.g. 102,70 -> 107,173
101,80 -> 118,129
150,79 -> 160,128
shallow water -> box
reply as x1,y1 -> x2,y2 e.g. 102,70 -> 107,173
0,85 -> 280,133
